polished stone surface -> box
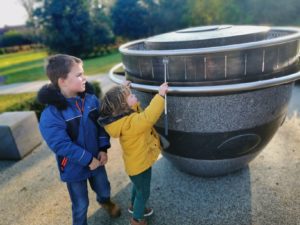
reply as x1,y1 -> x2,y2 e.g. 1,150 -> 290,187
162,150 -> 260,177
134,84 -> 292,132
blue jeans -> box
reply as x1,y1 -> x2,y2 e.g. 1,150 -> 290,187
129,167 -> 152,220
66,166 -> 111,225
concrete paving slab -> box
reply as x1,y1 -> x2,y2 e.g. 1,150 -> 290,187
0,84 -> 299,225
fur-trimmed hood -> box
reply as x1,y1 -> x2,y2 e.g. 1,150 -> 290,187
97,113 -> 132,127
37,82 -> 94,110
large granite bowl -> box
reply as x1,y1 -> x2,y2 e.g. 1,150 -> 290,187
110,25 -> 300,176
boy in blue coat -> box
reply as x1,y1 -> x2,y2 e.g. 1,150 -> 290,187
38,54 -> 121,225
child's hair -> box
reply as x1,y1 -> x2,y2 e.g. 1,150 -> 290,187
45,54 -> 82,87
100,85 -> 133,117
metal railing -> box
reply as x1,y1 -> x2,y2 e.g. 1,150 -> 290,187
109,63 -> 300,94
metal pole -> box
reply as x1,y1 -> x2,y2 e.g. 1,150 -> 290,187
163,57 -> 168,136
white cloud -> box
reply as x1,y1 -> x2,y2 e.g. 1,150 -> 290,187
0,0 -> 27,27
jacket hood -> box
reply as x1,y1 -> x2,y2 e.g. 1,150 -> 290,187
97,103 -> 139,138
98,112 -> 132,138
37,82 -> 94,110
97,113 -> 131,126
100,116 -> 125,138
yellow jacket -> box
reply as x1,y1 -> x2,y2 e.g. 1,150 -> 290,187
104,94 -> 165,176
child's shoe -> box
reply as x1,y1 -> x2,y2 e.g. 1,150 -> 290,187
128,205 -> 153,217
101,200 -> 121,218
129,218 -> 148,225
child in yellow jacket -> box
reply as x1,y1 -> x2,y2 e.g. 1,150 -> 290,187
98,82 -> 168,225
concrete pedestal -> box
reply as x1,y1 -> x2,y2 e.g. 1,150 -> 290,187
0,111 -> 42,160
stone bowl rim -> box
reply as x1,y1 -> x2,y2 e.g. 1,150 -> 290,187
119,26 -> 300,57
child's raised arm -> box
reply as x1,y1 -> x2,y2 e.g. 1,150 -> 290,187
126,82 -> 168,134
123,80 -> 131,88
159,82 -> 168,96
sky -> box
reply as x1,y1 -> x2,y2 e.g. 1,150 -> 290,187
0,0 -> 27,28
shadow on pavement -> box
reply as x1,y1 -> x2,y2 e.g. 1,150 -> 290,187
0,143 -> 52,187
0,160 -> 17,173
88,157 -> 252,225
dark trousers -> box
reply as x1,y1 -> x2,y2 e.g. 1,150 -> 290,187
129,167 -> 152,220
66,166 -> 111,225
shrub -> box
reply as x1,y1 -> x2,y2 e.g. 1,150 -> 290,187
6,96 -> 44,120
0,30 -> 33,48
91,81 -> 102,98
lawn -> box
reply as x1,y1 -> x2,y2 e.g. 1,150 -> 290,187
0,50 -> 121,84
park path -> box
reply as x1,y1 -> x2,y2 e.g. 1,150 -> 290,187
0,74 -> 114,95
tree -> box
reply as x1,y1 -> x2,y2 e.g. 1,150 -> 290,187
186,0 -> 243,26
154,0 -> 189,33
248,0 -> 300,25
90,0 -> 115,46
34,0 -> 114,57
34,0 -> 94,56
0,30 -> 33,48
111,0 -> 148,39
186,0 -> 300,26
19,0 -> 35,25
140,0 -> 159,36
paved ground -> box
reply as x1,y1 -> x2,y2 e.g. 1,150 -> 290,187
0,79 -> 299,225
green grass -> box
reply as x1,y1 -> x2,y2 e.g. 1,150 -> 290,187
84,51 -> 122,75
0,51 -> 47,68
0,50 -> 121,84
0,92 -> 36,113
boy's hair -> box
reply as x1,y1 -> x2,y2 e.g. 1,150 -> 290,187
100,85 -> 133,117
45,54 -> 82,87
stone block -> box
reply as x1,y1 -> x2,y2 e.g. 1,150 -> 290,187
0,111 -> 42,160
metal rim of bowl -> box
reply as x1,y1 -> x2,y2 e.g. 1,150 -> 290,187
119,27 -> 300,56
109,63 -> 300,94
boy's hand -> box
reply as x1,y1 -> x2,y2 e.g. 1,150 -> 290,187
98,152 -> 108,165
159,82 -> 168,96
89,157 -> 101,170
123,80 -> 131,88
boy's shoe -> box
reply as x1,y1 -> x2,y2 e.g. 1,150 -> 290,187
101,200 -> 121,218
129,218 -> 148,225
128,206 -> 153,217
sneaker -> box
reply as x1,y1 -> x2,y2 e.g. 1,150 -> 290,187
101,200 -> 121,218
128,206 -> 153,217
129,218 -> 148,225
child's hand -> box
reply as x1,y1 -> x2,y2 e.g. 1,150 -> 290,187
98,151 -> 108,165
123,80 -> 131,88
89,157 -> 101,170
159,82 -> 168,96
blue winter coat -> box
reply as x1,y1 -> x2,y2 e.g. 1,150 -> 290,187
38,83 -> 110,182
